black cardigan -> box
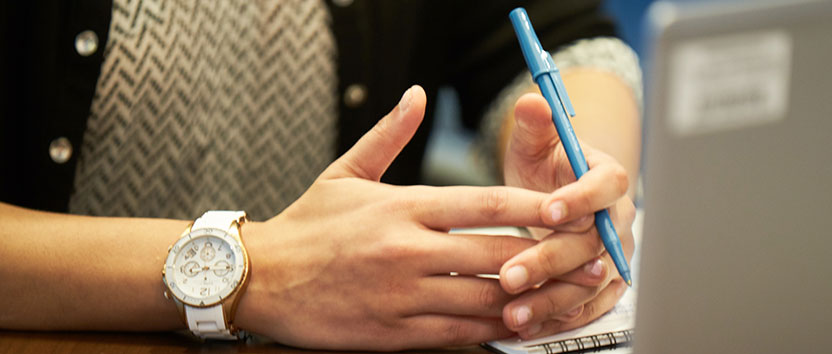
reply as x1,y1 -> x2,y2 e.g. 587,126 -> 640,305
0,0 -> 614,213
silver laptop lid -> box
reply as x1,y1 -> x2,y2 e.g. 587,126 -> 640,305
635,1 -> 832,353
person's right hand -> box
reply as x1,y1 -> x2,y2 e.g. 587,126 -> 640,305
498,93 -> 635,339
234,86 -> 556,351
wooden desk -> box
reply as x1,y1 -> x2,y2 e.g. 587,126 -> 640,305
0,330 -> 490,354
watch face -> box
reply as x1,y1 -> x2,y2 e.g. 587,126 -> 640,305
163,228 -> 247,307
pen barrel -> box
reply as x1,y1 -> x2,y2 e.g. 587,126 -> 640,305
536,76 -> 589,179
595,209 -> 631,282
509,9 -> 548,79
511,6 -> 632,286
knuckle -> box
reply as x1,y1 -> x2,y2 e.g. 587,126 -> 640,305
379,189 -> 422,217
488,236 -> 515,267
475,283 -> 502,311
544,293 -> 565,318
382,191 -> 412,211
395,185 -> 445,222
556,216 -> 594,234
621,199 -> 637,224
574,215 -> 595,232
370,116 -> 392,140
480,188 -> 509,219
340,159 -> 374,181
379,278 -> 413,299
581,229 -> 606,256
536,245 -> 561,277
581,301 -> 599,321
575,187 -> 596,216
613,165 -> 630,196
442,322 -> 473,346
590,282 -> 607,297
372,238 -> 421,263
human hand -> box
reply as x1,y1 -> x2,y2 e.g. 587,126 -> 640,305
499,93 -> 636,339
234,86 -> 562,350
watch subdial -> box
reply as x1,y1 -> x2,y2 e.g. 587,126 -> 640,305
200,242 -> 216,261
184,247 -> 197,260
181,261 -> 200,277
213,260 -> 232,277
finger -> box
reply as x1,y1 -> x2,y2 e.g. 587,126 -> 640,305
507,93 -> 559,163
516,280 -> 629,340
552,214 -> 595,233
500,197 -> 636,294
554,257 -> 609,287
411,275 -> 511,317
320,85 -> 426,181
403,315 -> 514,349
556,205 -> 637,287
526,212 -> 595,241
420,232 -> 537,276
553,304 -> 585,323
409,185 -> 555,230
499,231 -> 605,294
545,155 -> 629,225
502,281 -> 604,332
526,207 -> 602,240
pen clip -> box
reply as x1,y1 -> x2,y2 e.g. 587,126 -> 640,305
541,52 -> 576,118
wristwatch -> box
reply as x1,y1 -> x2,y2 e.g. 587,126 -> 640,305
162,211 -> 250,339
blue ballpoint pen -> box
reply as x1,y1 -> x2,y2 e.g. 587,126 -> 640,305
509,8 -> 632,286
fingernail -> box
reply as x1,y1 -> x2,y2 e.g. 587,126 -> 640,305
583,258 -> 604,278
398,86 -> 413,114
505,265 -> 529,291
513,305 -> 532,327
549,201 -> 566,223
526,323 -> 543,337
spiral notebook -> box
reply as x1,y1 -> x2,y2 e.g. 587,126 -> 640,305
482,285 -> 636,354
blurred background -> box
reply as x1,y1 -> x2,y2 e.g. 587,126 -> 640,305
421,0 -> 664,186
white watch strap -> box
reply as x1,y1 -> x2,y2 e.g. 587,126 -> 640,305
185,210 -> 247,339
192,210 -> 247,231
185,305 -> 237,340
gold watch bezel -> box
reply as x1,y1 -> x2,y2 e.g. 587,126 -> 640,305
162,217 -> 249,309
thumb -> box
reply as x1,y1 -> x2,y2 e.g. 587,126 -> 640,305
321,85 -> 426,181
507,93 -> 559,163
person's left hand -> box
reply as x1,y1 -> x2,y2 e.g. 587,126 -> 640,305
499,93 -> 636,339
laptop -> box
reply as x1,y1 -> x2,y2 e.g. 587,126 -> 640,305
635,1 -> 832,353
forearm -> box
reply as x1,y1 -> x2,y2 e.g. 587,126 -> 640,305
0,202 -> 188,331
562,68 -> 641,191
499,68 -> 641,195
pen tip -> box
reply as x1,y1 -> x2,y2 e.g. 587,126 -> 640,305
626,279 -> 633,287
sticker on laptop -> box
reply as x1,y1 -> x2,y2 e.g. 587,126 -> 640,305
667,29 -> 792,136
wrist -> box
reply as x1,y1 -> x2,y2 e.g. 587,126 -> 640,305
234,220 -> 266,333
